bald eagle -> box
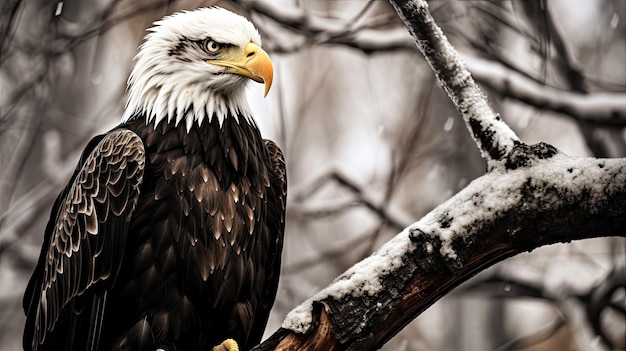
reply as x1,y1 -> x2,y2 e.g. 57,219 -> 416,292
23,7 -> 286,351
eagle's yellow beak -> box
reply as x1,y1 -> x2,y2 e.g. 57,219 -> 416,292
208,42 -> 273,97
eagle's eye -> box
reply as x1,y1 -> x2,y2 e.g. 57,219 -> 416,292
204,39 -> 221,53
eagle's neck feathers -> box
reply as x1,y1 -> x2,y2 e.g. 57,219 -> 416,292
122,66 -> 254,131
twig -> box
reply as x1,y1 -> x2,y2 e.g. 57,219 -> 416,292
290,170 -> 409,231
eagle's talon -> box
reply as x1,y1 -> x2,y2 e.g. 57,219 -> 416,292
212,338 -> 240,351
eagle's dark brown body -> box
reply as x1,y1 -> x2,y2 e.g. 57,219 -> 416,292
23,115 -> 286,351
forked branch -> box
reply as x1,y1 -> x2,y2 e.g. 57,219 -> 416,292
250,1 -> 626,350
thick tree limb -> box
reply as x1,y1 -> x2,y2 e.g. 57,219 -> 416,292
253,154 -> 626,351
250,1 -> 626,350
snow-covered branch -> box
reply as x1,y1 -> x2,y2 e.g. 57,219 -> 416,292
387,0 -> 520,170
253,153 -> 626,351
248,1 -> 626,350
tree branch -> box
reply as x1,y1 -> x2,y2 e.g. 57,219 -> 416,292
387,1 -> 522,170
289,170 -> 409,231
464,55 -> 626,126
254,155 -> 626,351
250,1 -> 626,350
241,0 -> 626,127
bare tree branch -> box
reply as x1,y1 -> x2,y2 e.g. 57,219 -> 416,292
240,0 -> 626,128
585,263 -> 626,349
465,55 -> 626,126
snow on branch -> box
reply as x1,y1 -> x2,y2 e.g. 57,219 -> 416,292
387,0 -> 519,170
249,1 -> 626,350
252,155 -> 626,351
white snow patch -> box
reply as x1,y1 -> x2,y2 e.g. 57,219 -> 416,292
443,116 -> 454,132
439,243 -> 458,260
425,242 -> 433,254
282,229 -> 415,333
410,154 -> 624,262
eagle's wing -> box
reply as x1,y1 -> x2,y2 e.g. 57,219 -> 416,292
247,139 -> 287,347
23,129 -> 145,351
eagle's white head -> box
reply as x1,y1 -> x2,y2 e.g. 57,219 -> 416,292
122,7 -> 273,131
